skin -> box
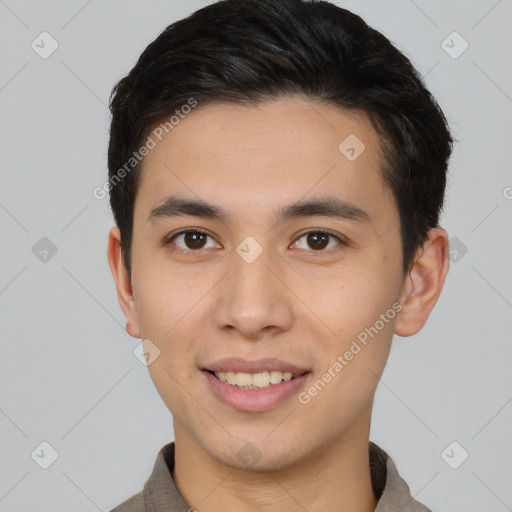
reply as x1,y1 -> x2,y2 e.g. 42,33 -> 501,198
108,97 -> 450,512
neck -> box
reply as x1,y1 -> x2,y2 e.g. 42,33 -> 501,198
172,413 -> 378,512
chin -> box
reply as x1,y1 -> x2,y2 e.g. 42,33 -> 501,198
203,432 -> 309,472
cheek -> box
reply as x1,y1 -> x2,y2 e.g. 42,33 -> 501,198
294,265 -> 399,338
132,265 -> 214,393
132,253 -> 204,338
142,313 -> 203,416
298,267 -> 399,402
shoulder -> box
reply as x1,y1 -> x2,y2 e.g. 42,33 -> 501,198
371,442 -> 432,512
109,490 -> 145,512
108,442 -> 190,512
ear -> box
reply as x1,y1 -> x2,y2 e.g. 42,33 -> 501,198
394,227 -> 450,337
107,225 -> 141,338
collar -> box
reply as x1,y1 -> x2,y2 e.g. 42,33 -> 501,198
111,442 -> 431,511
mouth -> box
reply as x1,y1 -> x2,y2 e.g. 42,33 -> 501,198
201,367 -> 313,412
204,369 -> 310,389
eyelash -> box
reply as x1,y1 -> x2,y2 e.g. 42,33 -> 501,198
164,228 -> 347,253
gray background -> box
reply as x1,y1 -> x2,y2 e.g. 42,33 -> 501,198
1,0 -> 511,510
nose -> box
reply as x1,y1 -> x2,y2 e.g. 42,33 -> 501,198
212,247 -> 294,339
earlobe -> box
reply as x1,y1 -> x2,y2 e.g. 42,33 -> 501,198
106,226 -> 142,339
394,227 -> 450,337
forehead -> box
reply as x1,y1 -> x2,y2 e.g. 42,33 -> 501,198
144,98 -> 379,166
135,97 -> 397,228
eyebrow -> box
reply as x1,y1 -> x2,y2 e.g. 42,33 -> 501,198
147,195 -> 371,225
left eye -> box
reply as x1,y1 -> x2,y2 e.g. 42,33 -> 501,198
294,231 -> 343,251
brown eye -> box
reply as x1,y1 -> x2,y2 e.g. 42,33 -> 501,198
183,232 -> 207,249
169,230 -> 218,251
294,230 -> 343,251
306,232 -> 329,250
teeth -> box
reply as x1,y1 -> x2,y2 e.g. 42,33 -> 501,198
226,371 -> 237,385
270,370 -> 285,384
236,372 -> 253,387
215,370 -> 296,388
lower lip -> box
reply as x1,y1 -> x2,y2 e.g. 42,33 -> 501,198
202,370 -> 311,412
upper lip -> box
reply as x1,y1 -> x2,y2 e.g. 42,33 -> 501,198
203,357 -> 310,375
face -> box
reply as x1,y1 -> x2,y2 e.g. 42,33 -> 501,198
115,97 -> 410,470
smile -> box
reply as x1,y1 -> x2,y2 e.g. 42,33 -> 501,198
211,370 -> 302,389
202,369 -> 312,412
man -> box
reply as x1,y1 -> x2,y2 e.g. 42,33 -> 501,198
106,0 -> 453,510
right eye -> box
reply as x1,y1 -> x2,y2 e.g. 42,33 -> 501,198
165,229 -> 220,251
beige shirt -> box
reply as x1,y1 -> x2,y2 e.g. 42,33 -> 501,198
111,442 -> 431,511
